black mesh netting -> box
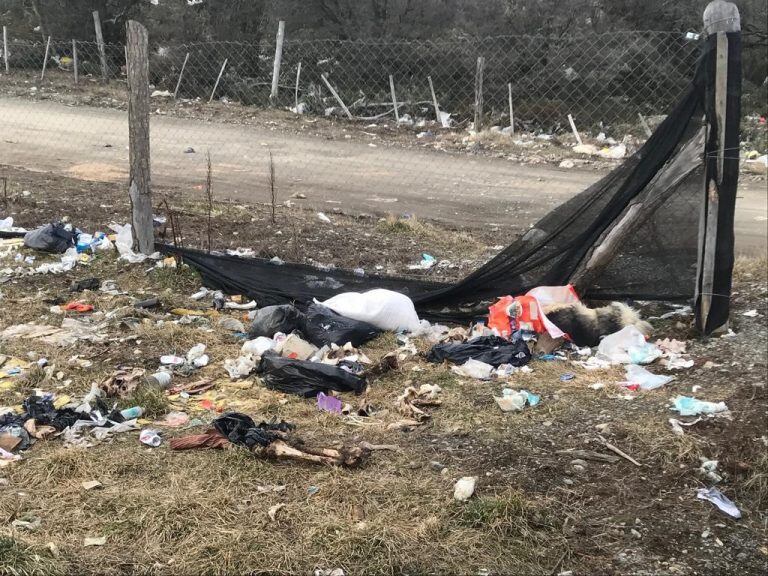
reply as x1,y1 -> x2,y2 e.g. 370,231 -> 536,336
161,33 -> 740,326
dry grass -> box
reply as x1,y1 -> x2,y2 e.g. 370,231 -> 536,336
1,242 -> 767,574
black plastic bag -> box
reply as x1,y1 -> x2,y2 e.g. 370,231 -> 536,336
23,222 -> 76,254
426,335 -> 531,367
212,412 -> 294,448
248,304 -> 305,338
259,353 -> 367,397
22,395 -> 82,431
302,303 -> 381,347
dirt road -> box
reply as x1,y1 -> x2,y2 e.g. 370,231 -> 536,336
2,97 -> 765,254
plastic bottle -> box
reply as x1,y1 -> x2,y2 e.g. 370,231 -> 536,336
144,371 -> 172,390
120,406 -> 144,419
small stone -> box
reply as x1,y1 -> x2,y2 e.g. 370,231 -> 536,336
563,478 -> 574,485
631,528 -> 642,539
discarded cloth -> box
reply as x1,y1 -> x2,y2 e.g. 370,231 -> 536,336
212,413 -> 294,449
259,354 -> 367,397
427,335 -> 531,368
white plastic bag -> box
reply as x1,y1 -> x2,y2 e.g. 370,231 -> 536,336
241,336 -> 276,356
322,289 -> 421,332
596,325 -> 660,364
451,358 -> 494,380
625,364 -> 673,390
109,223 -> 157,263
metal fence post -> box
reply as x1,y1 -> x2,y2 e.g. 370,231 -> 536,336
40,35 -> 51,81
474,56 -> 485,131
3,26 -> 9,73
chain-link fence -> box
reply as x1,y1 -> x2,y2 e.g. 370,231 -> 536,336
0,31 -> 764,231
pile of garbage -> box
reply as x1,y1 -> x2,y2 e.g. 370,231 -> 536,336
0,216 -> 737,521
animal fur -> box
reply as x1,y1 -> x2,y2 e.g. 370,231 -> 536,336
542,302 -> 652,347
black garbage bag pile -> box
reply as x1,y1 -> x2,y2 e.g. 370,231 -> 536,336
212,412 -> 294,449
302,303 -> 381,348
258,353 -> 367,398
427,335 -> 532,367
23,222 -> 76,253
248,303 -> 381,348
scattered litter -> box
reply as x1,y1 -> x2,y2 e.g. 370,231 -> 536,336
281,334 -> 319,361
317,212 -> 332,224
81,480 -> 102,490
742,309 -> 759,317
560,372 -> 576,381
160,355 -> 185,366
224,355 -> 258,379
668,417 -> 702,436
699,459 -> 722,483
453,476 -> 477,501
268,503 -> 285,521
696,487 -> 741,519
494,388 -> 540,412
655,338 -> 687,354
139,429 -> 162,447
624,364 -> 674,390
596,326 -> 660,365
672,396 -> 728,416
408,253 -> 436,270
83,536 -> 107,547
451,358 -> 494,380
664,356 -> 694,370
317,392 -> 342,414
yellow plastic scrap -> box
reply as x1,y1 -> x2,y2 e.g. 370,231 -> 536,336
53,395 -> 71,409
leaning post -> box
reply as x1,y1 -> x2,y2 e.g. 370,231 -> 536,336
694,0 -> 741,335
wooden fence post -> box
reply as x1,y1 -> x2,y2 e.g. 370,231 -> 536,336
2,26 -> 9,73
93,10 -> 108,83
695,0 -> 741,334
125,20 -> 154,255
174,52 -> 189,99
72,39 -> 78,84
270,20 -> 285,103
474,56 -> 485,131
40,35 -> 51,81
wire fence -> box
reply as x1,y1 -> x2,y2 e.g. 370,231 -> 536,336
0,31 -> 764,232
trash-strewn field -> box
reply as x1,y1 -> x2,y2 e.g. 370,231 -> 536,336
1,170 -> 767,576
